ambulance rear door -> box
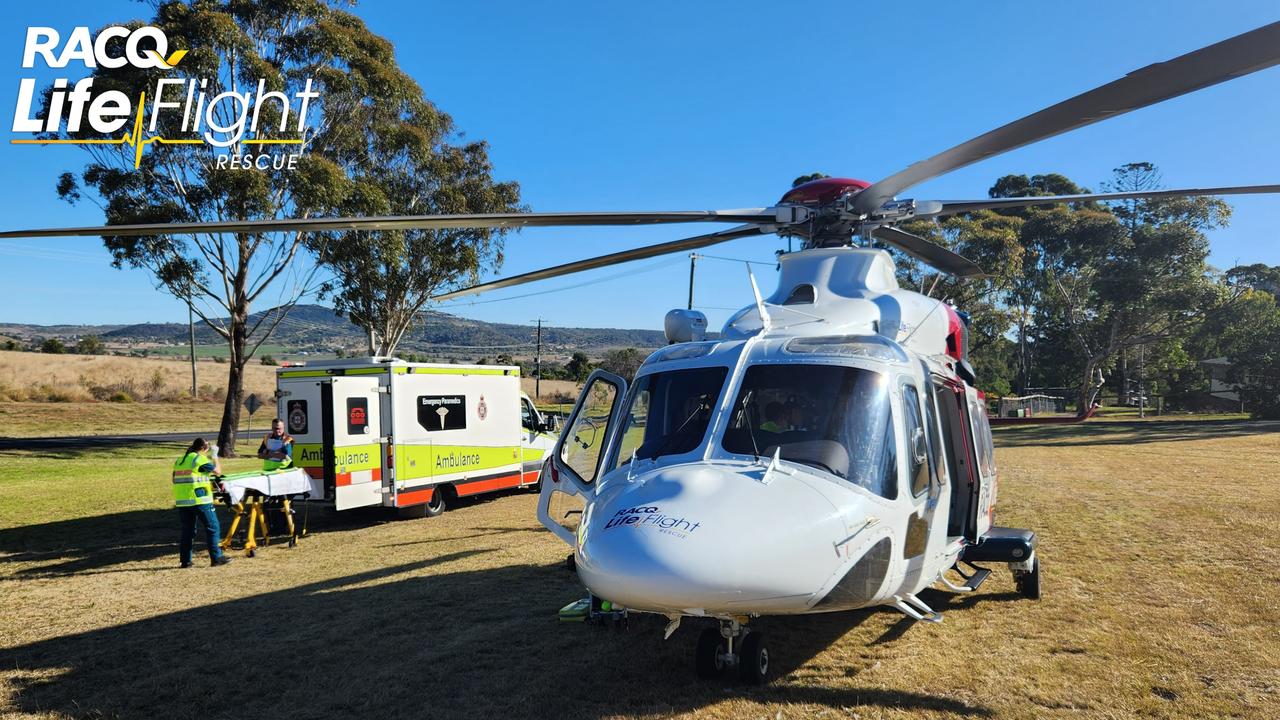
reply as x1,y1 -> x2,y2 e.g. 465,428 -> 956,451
278,374 -> 325,489
326,375 -> 386,511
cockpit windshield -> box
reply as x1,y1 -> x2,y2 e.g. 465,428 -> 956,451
613,366 -> 729,464
721,363 -> 897,499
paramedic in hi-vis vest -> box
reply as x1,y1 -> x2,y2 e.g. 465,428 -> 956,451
257,418 -> 294,470
172,438 -> 232,568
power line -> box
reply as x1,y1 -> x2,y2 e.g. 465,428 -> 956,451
432,255 -> 687,309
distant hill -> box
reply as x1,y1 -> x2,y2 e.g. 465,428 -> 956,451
1,304 -> 666,357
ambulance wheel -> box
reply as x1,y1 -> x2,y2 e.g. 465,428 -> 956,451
1016,557 -> 1041,600
738,632 -> 770,685
424,488 -> 448,517
695,627 -> 726,679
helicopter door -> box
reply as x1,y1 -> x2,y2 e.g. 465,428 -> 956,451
965,388 -> 997,539
538,370 -> 627,546
900,380 -> 948,589
935,380 -> 981,541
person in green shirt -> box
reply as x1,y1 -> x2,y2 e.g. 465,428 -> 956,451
257,418 -> 294,471
760,402 -> 786,434
172,437 -> 232,568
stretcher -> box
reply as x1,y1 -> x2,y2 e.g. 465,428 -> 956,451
216,468 -> 322,557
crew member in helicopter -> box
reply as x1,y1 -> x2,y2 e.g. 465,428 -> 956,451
760,402 -> 787,433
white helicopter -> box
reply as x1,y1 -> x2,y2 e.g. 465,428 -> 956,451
4,21 -> 1280,685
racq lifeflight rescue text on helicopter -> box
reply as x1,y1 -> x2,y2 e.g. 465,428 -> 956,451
4,21 -> 1280,686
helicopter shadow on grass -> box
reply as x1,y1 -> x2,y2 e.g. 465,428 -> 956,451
0,501 -> 393,579
0,552 -> 993,719
993,418 -> 1280,448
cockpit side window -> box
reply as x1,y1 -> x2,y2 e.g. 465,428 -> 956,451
722,363 -> 897,499
609,366 -> 728,469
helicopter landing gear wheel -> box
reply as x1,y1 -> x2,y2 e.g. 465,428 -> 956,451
738,631 -> 770,685
695,627 -> 726,679
1014,556 -> 1041,600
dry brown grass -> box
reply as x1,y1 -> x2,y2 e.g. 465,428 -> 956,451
1,418 -> 1277,719
0,350 -> 277,403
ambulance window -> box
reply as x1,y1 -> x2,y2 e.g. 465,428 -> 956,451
902,384 -> 930,497
520,398 -> 535,429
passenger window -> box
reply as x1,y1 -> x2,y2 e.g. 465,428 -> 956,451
520,398 -> 534,430
902,384 -> 930,497
559,377 -> 620,484
968,397 -> 996,477
925,382 -> 945,488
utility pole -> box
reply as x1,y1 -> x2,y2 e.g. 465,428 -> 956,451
534,318 -> 543,401
187,300 -> 197,397
687,253 -> 697,310
1139,344 -> 1150,419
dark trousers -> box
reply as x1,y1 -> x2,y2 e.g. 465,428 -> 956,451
178,504 -> 224,564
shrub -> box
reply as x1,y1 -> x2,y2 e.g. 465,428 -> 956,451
41,338 -> 66,354
147,369 -> 166,398
260,355 -> 278,366
213,356 -> 226,363
109,391 -> 134,403
75,335 -> 105,355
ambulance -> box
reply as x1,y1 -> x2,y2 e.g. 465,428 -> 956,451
274,358 -> 558,516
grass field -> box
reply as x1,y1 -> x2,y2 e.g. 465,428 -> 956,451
0,351 -> 581,438
1,418 -> 1277,719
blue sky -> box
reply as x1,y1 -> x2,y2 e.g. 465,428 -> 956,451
1,1 -> 1278,333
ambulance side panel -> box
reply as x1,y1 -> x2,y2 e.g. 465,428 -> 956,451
390,369 -> 523,508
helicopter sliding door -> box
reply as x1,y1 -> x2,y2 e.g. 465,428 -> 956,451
934,379 -> 983,542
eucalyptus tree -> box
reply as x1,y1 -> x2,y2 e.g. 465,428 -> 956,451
46,1 -> 510,452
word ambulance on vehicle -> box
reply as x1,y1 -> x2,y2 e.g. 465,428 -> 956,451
274,358 -> 558,517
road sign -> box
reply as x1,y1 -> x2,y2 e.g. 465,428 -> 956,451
245,393 -> 262,415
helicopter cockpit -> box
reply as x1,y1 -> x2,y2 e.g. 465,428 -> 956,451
592,334 -> 916,501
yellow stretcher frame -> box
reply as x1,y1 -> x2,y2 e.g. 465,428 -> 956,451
219,491 -> 305,557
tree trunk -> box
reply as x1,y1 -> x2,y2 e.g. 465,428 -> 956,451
1078,359 -> 1103,415
217,312 -> 248,456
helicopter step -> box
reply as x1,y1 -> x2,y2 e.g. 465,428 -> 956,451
938,561 -> 993,593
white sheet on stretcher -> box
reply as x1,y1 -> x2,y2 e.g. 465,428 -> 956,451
221,468 -> 321,504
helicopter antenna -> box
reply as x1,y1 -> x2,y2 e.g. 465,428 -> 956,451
747,265 -> 771,332
927,273 -> 942,297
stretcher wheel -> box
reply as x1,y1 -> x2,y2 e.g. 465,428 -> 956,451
247,548 -> 256,558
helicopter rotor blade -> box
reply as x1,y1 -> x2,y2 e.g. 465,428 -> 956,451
0,209 -> 779,239
432,224 -> 769,302
851,21 -> 1280,215
924,184 -> 1280,216
871,226 -> 985,279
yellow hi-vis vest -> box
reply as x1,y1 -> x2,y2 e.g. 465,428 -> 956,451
173,452 -> 215,507
262,434 -> 294,471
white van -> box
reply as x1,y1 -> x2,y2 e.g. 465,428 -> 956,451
275,358 -> 557,516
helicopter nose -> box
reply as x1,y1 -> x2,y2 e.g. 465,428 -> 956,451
576,462 -> 848,614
